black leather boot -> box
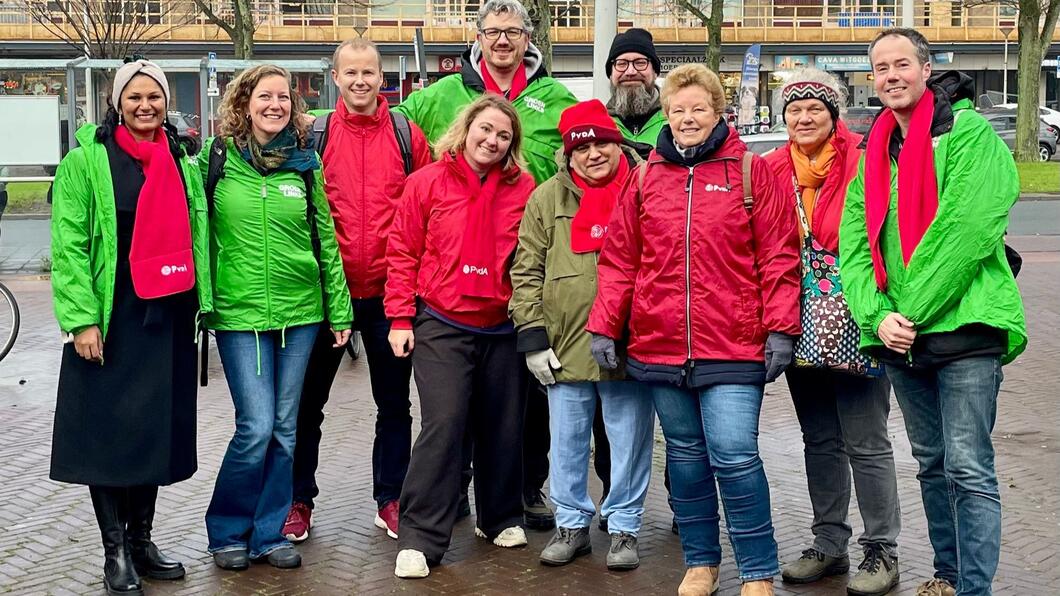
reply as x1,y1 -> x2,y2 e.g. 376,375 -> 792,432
127,485 -> 186,580
89,486 -> 143,596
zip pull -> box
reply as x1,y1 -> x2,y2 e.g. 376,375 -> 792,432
261,183 -> 267,199
685,167 -> 694,193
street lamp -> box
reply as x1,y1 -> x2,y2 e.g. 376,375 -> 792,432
1000,25 -> 1013,102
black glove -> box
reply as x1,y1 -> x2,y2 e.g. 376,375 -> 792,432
590,334 -> 618,370
764,332 -> 796,383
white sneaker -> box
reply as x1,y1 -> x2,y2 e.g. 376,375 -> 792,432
490,526 -> 528,548
394,549 -> 429,579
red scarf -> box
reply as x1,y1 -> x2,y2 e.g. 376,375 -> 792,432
569,158 -> 630,253
479,59 -> 528,101
455,152 -> 505,297
863,90 -> 939,291
115,125 -> 195,299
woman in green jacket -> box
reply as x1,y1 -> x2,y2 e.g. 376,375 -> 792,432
50,59 -> 213,596
201,64 -> 352,572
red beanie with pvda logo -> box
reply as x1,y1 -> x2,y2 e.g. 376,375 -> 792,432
559,99 -> 625,155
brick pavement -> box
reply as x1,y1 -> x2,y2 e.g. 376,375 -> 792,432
0,235 -> 1056,595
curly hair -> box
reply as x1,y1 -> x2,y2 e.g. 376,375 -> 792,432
434,94 -> 524,177
660,64 -> 727,116
217,64 -> 311,149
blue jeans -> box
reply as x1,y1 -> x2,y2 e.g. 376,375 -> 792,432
547,381 -> 655,535
206,324 -> 318,558
651,382 -> 779,581
887,356 -> 1003,596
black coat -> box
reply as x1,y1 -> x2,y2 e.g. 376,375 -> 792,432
50,136 -> 199,487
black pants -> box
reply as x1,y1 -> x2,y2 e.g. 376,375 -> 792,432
399,315 -> 526,563
292,297 -> 413,509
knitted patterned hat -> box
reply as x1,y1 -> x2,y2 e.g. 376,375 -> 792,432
781,80 -> 840,121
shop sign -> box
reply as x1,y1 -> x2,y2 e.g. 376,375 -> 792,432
438,56 -> 461,73
774,55 -> 811,70
814,55 -> 872,72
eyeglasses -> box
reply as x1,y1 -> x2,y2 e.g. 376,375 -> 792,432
612,58 -> 650,73
480,27 -> 527,41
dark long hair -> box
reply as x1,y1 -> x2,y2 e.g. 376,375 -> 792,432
95,102 -> 184,157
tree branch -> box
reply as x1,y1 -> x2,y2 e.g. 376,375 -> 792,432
192,0 -> 236,37
1040,0 -> 1060,56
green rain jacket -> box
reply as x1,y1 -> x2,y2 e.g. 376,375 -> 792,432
393,43 -> 577,185
197,138 -> 352,332
51,124 -> 213,339
840,92 -> 1027,364
509,145 -> 642,382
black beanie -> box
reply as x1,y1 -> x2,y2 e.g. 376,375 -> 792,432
606,28 -> 661,77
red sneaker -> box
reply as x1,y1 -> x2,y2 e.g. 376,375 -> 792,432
374,500 -> 399,539
282,502 -> 312,543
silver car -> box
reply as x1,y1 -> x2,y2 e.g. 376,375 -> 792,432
981,111 -> 1057,161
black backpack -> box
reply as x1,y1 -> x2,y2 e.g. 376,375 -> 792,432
311,110 -> 415,176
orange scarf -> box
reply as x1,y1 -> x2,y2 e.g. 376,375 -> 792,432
789,138 -> 837,238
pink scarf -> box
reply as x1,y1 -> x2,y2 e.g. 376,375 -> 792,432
115,125 -> 195,299
454,152 -> 504,297
569,157 -> 630,253
863,90 -> 938,291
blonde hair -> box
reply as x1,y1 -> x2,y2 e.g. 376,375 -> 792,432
660,64 -> 727,116
218,64 -> 311,149
434,95 -> 524,175
332,38 -> 383,71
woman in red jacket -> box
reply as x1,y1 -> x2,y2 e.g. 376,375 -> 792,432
765,70 -> 900,595
586,64 -> 801,596
385,94 -> 537,579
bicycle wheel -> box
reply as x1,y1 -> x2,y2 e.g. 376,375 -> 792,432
0,281 -> 19,361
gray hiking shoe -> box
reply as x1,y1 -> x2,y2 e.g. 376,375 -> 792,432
847,546 -> 899,596
539,527 -> 591,566
781,547 -> 850,584
606,532 -> 640,571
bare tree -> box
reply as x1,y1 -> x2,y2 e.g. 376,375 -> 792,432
21,0 -> 197,59
964,0 -> 1060,161
524,0 -> 553,72
671,0 -> 724,72
192,0 -> 257,59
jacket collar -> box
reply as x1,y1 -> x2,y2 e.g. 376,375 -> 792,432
460,42 -> 546,92
552,143 -> 643,196
655,120 -> 740,166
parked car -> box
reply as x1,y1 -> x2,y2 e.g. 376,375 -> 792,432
168,111 -> 202,155
742,132 -> 789,156
993,103 -> 1060,138
843,106 -> 880,135
981,111 -> 1057,161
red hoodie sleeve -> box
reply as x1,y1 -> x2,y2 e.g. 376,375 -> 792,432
748,153 -> 802,336
586,166 -> 642,340
385,173 -> 430,329
409,122 -> 433,171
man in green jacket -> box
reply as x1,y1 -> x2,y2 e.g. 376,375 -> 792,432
840,28 -> 1026,596
604,28 -> 667,151
394,0 -> 575,531
392,0 -> 577,185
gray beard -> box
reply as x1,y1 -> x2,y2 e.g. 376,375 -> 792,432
607,83 -> 661,119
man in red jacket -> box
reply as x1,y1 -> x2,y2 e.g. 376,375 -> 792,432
283,38 -> 432,544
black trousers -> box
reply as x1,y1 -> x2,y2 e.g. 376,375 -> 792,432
293,297 -> 413,508
399,315 -> 526,563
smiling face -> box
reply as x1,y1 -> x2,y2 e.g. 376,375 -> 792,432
332,44 -> 383,115
569,141 -> 623,186
463,106 -> 514,173
247,74 -> 292,144
665,85 -> 720,147
477,11 -> 529,73
609,51 -> 656,92
870,34 -> 931,116
784,98 -> 834,153
119,74 -> 166,140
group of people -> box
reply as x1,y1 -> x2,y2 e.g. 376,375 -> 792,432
48,0 -> 1026,593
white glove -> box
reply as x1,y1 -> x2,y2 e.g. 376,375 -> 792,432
526,348 -> 562,386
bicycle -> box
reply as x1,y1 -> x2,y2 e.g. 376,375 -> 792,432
0,206 -> 19,361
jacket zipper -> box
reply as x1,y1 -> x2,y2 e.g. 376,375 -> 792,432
684,165 -> 695,362
261,180 -> 272,324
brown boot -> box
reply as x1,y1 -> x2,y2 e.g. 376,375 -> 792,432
677,566 -> 719,596
740,578 -> 775,596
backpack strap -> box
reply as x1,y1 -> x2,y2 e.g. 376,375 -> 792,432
390,110 -> 414,176
204,136 -> 227,213
300,169 -> 329,318
312,112 -> 333,157
637,161 -> 648,195
741,151 -> 754,214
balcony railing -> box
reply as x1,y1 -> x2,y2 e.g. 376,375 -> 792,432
0,0 -> 1046,45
